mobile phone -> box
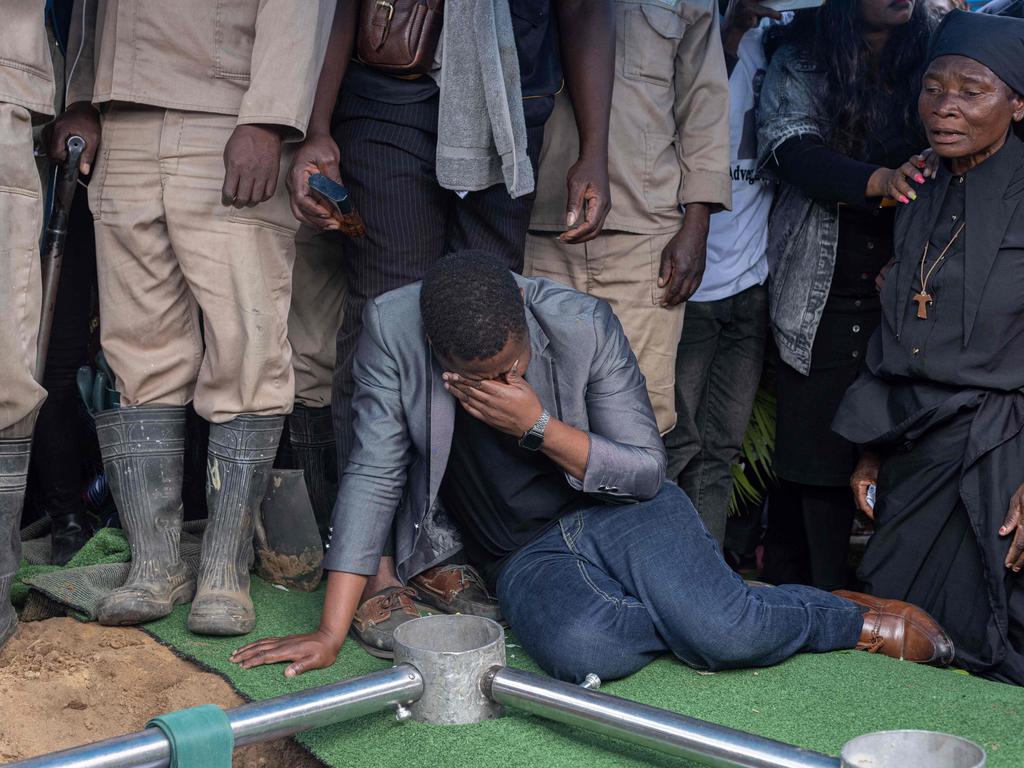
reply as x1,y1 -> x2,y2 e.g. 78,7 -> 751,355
308,173 -> 354,216
866,483 -> 876,511
762,0 -> 825,11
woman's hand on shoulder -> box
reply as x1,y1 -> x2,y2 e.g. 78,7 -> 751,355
867,159 -> 928,205
912,149 -> 941,180
1000,483 -> 1024,572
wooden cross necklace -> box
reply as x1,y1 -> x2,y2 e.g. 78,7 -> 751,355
913,221 -> 966,320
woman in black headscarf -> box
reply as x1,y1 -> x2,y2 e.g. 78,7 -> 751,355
834,10 -> 1024,685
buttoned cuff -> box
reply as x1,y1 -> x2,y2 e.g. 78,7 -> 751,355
678,171 -> 733,212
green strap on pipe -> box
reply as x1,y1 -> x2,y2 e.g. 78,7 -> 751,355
147,704 -> 234,768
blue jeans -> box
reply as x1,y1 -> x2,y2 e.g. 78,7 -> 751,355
496,483 -> 863,683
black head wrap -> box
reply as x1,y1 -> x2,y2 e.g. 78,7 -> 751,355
928,9 -> 1024,96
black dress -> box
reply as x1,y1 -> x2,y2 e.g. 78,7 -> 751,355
773,122 -> 921,486
763,118 -> 922,591
833,133 -> 1024,685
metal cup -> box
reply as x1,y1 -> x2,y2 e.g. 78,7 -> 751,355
841,730 -> 986,768
392,614 -> 506,725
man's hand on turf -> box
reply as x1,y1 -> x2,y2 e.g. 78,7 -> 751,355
443,367 -> 543,438
230,628 -> 343,677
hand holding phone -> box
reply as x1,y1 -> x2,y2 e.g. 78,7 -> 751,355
308,173 -> 366,238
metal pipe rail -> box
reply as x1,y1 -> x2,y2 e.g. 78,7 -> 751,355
5,664 -> 424,768
487,667 -> 841,768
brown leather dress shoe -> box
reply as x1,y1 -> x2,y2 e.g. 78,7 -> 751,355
834,590 -> 955,666
411,564 -> 502,621
350,587 -> 434,659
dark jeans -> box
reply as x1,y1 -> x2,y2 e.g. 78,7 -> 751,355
330,90 -> 544,472
663,283 -> 769,546
497,482 -> 863,683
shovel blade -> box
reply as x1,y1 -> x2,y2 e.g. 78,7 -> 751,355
256,469 -> 324,591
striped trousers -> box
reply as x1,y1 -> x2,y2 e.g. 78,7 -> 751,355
330,89 -> 544,470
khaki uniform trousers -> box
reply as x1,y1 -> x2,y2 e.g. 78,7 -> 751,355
0,103 -> 45,438
525,230 -> 684,435
89,105 -> 298,423
289,226 -> 347,407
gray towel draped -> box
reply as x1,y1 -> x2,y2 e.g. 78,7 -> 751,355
433,0 -> 535,199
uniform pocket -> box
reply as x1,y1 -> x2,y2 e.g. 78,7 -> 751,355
85,114 -> 113,222
643,131 -> 680,212
212,0 -> 256,82
623,4 -> 686,87
226,200 -> 299,236
226,147 -> 300,235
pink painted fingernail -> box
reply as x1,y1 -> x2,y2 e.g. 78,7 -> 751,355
899,195 -> 910,204
915,174 -> 925,183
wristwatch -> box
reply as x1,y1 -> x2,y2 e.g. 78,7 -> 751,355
518,409 -> 550,451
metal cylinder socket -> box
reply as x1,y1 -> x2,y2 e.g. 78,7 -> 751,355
841,730 -> 986,768
392,614 -> 506,725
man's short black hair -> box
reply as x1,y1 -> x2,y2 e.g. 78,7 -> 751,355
420,251 -> 527,362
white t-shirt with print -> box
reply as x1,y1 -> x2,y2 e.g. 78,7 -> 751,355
691,26 -> 773,303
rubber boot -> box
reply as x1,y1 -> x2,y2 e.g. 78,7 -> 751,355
287,404 -> 337,540
1,438 -> 31,649
48,510 -> 92,566
188,414 -> 284,636
95,406 -> 195,625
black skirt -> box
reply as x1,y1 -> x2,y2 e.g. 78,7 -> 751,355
860,408 -> 1024,685
774,294 -> 881,486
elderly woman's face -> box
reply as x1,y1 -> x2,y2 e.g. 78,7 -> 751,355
919,55 -> 1024,161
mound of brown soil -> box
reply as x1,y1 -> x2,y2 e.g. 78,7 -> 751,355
0,618 -> 321,767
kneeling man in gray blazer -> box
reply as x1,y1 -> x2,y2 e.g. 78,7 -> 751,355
233,251 -> 953,681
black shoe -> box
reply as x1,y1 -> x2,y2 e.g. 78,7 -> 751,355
49,511 -> 93,566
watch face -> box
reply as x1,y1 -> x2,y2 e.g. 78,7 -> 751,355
520,431 -> 544,451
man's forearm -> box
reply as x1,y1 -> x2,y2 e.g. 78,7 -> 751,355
541,419 -> 590,481
318,570 -> 370,648
554,0 -> 614,158
308,0 -> 359,137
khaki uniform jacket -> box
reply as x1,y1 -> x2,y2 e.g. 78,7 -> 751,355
67,0 -> 334,140
0,0 -> 56,121
531,0 -> 730,234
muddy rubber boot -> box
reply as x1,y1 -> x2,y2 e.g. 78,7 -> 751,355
1,437 -> 31,649
95,406 -> 195,626
188,415 -> 284,636
287,404 -> 337,540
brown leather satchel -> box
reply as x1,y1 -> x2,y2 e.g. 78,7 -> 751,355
356,0 -> 445,76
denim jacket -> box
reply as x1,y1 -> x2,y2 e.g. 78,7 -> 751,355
756,45 -> 839,375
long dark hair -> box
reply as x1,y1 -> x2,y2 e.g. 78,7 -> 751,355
765,1 -> 934,156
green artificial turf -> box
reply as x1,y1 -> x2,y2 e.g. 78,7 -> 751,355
13,528 -> 130,607
141,577 -> 1024,768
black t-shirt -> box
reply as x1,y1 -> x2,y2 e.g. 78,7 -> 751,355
342,0 -> 561,127
439,406 -> 586,586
